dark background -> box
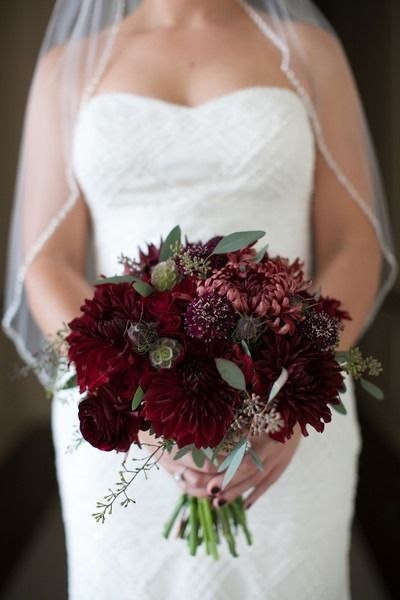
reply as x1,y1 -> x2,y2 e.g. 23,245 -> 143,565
0,1 -> 399,598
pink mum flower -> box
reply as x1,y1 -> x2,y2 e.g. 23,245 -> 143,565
197,257 -> 311,335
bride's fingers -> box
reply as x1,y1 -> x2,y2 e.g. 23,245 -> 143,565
243,464 -> 283,509
205,453 -> 265,497
212,469 -> 267,507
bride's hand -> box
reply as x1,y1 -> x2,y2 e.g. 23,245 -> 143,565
139,430 -> 219,498
207,425 -> 302,509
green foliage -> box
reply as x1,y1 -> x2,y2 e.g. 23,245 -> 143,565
215,358 -> 246,391
159,225 -> 182,261
212,230 -> 265,255
131,386 -> 144,411
360,378 -> 384,400
218,438 -> 248,488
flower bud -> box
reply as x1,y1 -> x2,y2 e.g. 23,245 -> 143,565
150,259 -> 180,291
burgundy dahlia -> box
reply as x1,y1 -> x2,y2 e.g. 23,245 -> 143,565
67,283 -> 149,393
185,292 -> 237,342
253,330 -> 344,441
78,387 -> 143,452
141,345 -> 244,448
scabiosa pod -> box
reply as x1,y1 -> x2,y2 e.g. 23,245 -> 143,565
149,338 -> 183,369
151,259 -> 180,291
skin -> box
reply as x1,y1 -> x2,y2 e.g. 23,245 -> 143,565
25,0 -> 382,509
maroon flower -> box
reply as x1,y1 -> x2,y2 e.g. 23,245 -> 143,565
141,342 -> 246,448
78,387 -> 143,452
198,257 -> 310,335
185,292 -> 238,342
67,283 -> 149,393
253,330 -> 343,441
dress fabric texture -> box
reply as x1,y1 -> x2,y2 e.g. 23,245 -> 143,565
52,86 -> 361,600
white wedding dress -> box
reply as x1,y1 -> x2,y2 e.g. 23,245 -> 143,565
52,86 -> 361,600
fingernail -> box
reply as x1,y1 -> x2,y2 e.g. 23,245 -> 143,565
211,486 -> 220,495
218,498 -> 227,507
245,503 -> 252,510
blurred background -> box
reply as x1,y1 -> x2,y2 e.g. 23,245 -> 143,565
0,1 -> 399,599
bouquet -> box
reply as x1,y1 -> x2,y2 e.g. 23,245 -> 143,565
55,227 -> 383,559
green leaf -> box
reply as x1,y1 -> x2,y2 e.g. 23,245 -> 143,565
211,231 -> 266,255
248,448 -> 264,472
96,275 -> 138,285
331,399 -> 347,415
159,225 -> 181,262
219,438 -> 248,488
173,445 -> 194,461
215,358 -> 246,391
251,244 -> 269,263
191,447 -> 206,468
267,367 -> 288,405
131,386 -> 144,411
133,280 -> 154,297
240,340 -> 252,358
360,378 -> 384,401
201,448 -> 215,462
335,351 -> 349,362
63,373 -> 77,390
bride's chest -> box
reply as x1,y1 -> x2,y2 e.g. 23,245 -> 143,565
72,87 -> 315,197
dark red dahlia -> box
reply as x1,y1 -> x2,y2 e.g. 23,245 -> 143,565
253,330 -> 344,442
300,291 -> 352,322
67,283 -> 149,393
141,343 -> 245,448
78,386 -> 144,452
185,292 -> 238,342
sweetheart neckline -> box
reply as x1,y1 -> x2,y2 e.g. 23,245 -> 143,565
78,85 -> 309,116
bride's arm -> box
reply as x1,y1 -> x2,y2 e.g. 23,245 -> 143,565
25,196 -> 92,337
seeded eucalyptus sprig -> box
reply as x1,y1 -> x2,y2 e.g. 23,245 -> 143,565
336,346 -> 384,400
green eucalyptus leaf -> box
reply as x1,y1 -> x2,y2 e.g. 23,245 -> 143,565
221,438 -> 248,488
191,447 -> 206,468
251,244 -> 269,263
131,386 -> 144,411
201,448 -> 214,462
335,350 -> 349,363
360,378 -> 384,401
63,373 -> 78,390
96,275 -> 138,285
248,448 -> 264,472
133,280 -> 154,297
241,340 -> 252,358
331,399 -> 347,415
267,367 -> 288,405
173,445 -> 194,461
159,225 -> 181,262
215,358 -> 246,391
211,231 -> 265,255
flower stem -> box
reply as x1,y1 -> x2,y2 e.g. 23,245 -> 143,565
230,498 -> 252,546
219,505 -> 238,557
188,496 -> 199,555
200,498 -> 219,560
163,494 -> 187,539
197,497 -> 210,555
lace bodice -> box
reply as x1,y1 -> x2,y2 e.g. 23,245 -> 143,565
72,86 -> 315,275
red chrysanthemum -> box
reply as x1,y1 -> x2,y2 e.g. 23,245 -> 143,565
198,257 -> 311,335
253,330 -> 344,441
141,342 -> 249,448
67,283 -> 151,393
78,386 -> 145,452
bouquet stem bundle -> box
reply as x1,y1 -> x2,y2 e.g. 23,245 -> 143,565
163,494 -> 251,559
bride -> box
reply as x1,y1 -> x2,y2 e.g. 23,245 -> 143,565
3,0 -> 397,598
